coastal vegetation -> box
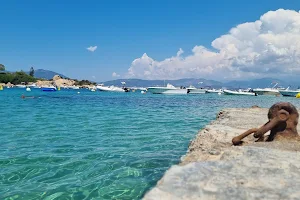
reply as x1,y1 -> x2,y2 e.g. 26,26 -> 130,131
0,71 -> 37,84
74,79 -> 96,86
0,65 -> 96,86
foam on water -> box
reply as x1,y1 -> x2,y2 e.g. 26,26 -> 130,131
1,88 -> 300,199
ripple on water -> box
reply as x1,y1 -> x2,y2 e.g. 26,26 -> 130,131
2,89 -> 300,199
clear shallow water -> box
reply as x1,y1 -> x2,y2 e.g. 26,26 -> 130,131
1,89 -> 300,200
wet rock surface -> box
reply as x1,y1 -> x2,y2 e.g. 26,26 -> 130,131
143,108 -> 300,200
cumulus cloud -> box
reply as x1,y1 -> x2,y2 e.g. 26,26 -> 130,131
86,46 -> 97,52
127,9 -> 300,80
112,72 -> 120,77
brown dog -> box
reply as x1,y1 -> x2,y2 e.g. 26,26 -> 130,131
232,102 -> 299,145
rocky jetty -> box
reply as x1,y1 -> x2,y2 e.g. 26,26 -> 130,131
143,107 -> 300,200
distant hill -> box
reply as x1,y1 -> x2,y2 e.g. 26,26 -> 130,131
20,68 -> 300,88
32,69 -> 69,80
102,78 -> 223,88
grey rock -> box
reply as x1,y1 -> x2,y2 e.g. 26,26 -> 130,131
144,147 -> 300,200
144,108 -> 300,200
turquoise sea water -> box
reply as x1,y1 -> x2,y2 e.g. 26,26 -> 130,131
1,88 -> 300,200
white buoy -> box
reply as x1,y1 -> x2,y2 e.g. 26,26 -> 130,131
141,91 -> 146,94
218,92 -> 221,95
26,87 -> 31,92
78,92 -> 80,94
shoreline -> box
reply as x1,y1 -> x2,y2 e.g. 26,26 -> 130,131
143,107 -> 300,200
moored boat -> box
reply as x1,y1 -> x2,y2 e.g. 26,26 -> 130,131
41,86 -> 57,92
15,84 -> 26,88
253,83 -> 282,95
252,88 -> 279,95
96,84 -> 129,92
207,88 -> 223,93
68,85 -> 80,90
147,84 -> 178,94
224,89 -> 256,96
27,83 -> 40,88
187,85 -> 206,94
162,89 -> 187,95
279,89 -> 300,97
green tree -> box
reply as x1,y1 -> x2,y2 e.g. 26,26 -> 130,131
0,64 -> 5,71
29,67 -> 35,77
0,73 -> 13,83
11,71 -> 36,84
74,79 -> 96,86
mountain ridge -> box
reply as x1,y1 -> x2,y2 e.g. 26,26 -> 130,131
33,69 -> 69,79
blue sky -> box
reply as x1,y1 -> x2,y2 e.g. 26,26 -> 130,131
1,0 -> 300,81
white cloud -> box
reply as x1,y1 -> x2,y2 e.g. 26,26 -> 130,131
86,46 -> 97,52
112,72 -> 120,77
177,48 -> 184,57
126,9 -> 300,80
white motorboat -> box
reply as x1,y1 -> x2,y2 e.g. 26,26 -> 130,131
279,88 -> 300,97
207,88 -> 223,93
253,83 -> 281,95
130,87 -> 147,91
253,88 -> 279,95
147,83 -> 178,94
96,84 -> 129,92
224,89 -> 256,96
187,85 -> 206,94
162,89 -> 187,95
15,84 -> 26,88
68,85 -> 80,90
88,86 -> 97,92
27,83 -> 40,88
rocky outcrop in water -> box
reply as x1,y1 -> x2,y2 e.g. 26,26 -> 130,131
143,107 -> 300,200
